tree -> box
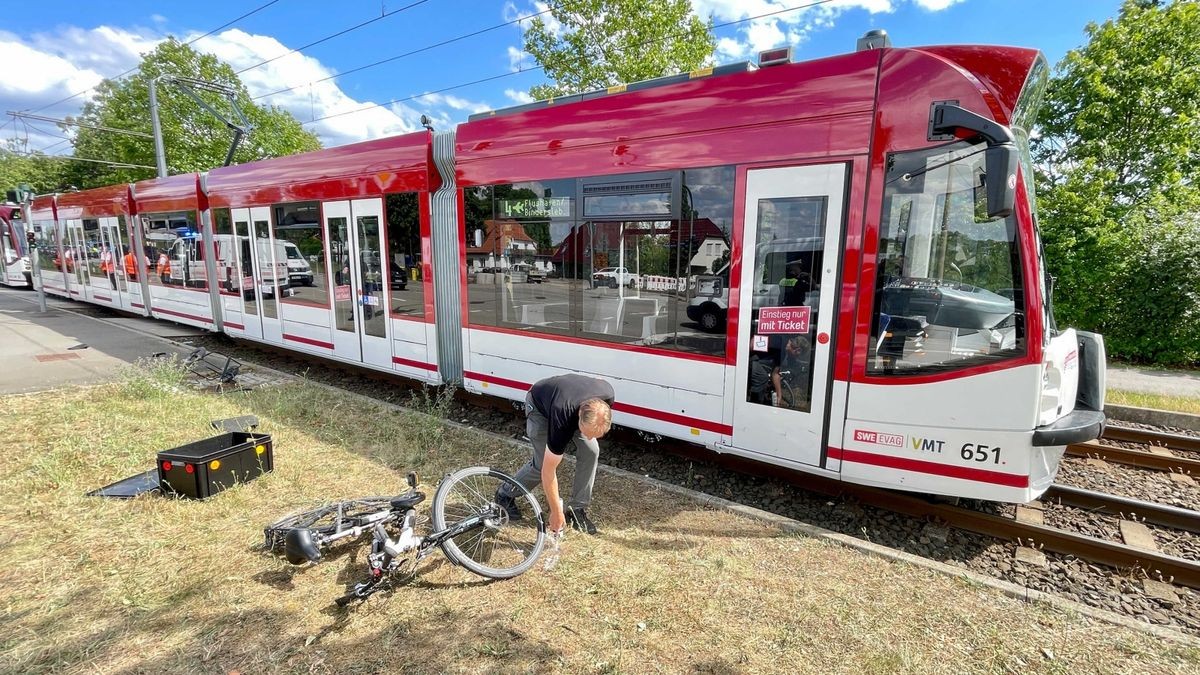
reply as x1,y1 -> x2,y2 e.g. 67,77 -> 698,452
63,38 -> 321,189
523,0 -> 715,100
0,144 -> 69,194
1033,0 -> 1200,365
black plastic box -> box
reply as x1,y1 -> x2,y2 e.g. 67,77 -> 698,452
157,432 -> 274,499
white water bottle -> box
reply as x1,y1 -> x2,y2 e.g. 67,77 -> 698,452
543,499 -> 564,570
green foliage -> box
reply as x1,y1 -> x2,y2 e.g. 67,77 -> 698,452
1033,0 -> 1200,365
0,145 -> 71,194
63,38 -> 321,189
523,0 -> 715,99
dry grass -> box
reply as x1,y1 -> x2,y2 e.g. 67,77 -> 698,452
2,364 -> 1200,674
1108,389 -> 1200,416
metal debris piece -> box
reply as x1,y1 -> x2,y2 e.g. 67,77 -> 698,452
184,347 -> 241,383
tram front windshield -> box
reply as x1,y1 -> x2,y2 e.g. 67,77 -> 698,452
869,139 -> 1027,375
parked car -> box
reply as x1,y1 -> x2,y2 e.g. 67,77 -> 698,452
513,262 -> 544,283
389,259 -> 409,291
592,266 -> 639,288
686,263 -> 729,333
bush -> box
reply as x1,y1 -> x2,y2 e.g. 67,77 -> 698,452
1106,219 -> 1200,365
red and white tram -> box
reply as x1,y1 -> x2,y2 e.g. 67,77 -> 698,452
21,35 -> 1105,503
0,200 -> 32,288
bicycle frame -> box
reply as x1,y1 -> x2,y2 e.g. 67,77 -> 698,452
337,503 -> 508,605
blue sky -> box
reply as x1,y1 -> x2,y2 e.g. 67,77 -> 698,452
1,0 -> 1124,155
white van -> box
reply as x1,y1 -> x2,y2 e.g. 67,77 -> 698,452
282,242 -> 314,287
170,235 -> 289,296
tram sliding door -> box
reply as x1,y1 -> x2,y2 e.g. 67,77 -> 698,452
64,220 -> 88,298
326,198 -> 391,368
98,217 -> 127,308
730,163 -> 846,468
231,208 -> 269,340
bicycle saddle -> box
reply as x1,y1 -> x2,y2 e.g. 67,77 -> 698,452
284,527 -> 322,565
390,490 -> 426,511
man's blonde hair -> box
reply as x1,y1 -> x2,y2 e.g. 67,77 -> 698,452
579,398 -> 612,435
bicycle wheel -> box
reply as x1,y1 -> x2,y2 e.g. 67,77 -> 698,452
431,467 -> 545,579
263,497 -> 393,550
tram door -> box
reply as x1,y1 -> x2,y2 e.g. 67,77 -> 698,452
231,207 -> 273,341
730,163 -> 846,468
99,218 -> 127,308
64,220 -> 89,296
325,199 -> 391,368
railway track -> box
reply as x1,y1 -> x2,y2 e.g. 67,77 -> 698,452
1066,425 -> 1200,473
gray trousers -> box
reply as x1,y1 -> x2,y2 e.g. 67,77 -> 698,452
506,391 -> 600,510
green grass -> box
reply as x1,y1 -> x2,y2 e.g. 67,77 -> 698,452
1108,389 -> 1200,416
2,364 -> 1200,673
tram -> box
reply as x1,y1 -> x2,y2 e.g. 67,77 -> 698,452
0,200 -> 32,288
18,33 -> 1106,503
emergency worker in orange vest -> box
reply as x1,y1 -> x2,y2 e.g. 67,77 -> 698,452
157,250 -> 171,285
123,248 -> 138,281
100,246 -> 116,286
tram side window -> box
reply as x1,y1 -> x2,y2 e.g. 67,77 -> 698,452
577,166 -> 734,357
464,180 -> 577,334
461,167 -> 734,358
82,219 -> 104,283
385,192 -> 424,318
34,222 -> 57,274
272,201 -> 328,308
212,208 -> 236,294
140,210 -> 199,288
868,141 -> 1026,375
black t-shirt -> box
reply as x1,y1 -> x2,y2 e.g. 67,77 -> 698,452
530,374 -> 615,455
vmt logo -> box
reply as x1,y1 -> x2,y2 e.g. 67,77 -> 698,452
911,437 -> 945,453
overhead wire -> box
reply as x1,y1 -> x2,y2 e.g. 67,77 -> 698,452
24,0 -> 284,114
250,4 -> 556,102
234,0 -> 434,75
299,0 -> 841,127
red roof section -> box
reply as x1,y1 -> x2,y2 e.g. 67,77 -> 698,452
134,173 -> 203,215
917,46 -> 1043,124
206,130 -> 435,207
55,184 -> 131,219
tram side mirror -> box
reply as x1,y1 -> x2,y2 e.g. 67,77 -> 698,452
930,103 -> 1018,220
982,143 -> 1018,220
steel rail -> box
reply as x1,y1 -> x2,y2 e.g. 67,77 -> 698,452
827,482 -> 1200,589
1104,425 -> 1200,454
1066,440 -> 1200,474
1043,484 -> 1200,534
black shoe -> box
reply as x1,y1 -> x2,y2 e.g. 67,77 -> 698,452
566,506 -> 597,535
493,490 -> 523,521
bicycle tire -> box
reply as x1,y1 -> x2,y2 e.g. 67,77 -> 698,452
263,497 -> 393,550
431,467 -> 545,579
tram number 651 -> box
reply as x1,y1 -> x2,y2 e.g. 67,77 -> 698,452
960,443 -> 1001,464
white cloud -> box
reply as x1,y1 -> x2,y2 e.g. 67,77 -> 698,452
0,23 -> 501,153
190,28 -> 417,147
508,45 -> 532,72
691,0 -> 961,62
913,0 -> 965,9
504,88 -> 535,104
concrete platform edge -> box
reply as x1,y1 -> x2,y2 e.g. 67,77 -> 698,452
1107,404 -> 1200,432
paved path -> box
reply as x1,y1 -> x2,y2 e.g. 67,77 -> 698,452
0,288 -> 193,395
1107,364 -> 1200,398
